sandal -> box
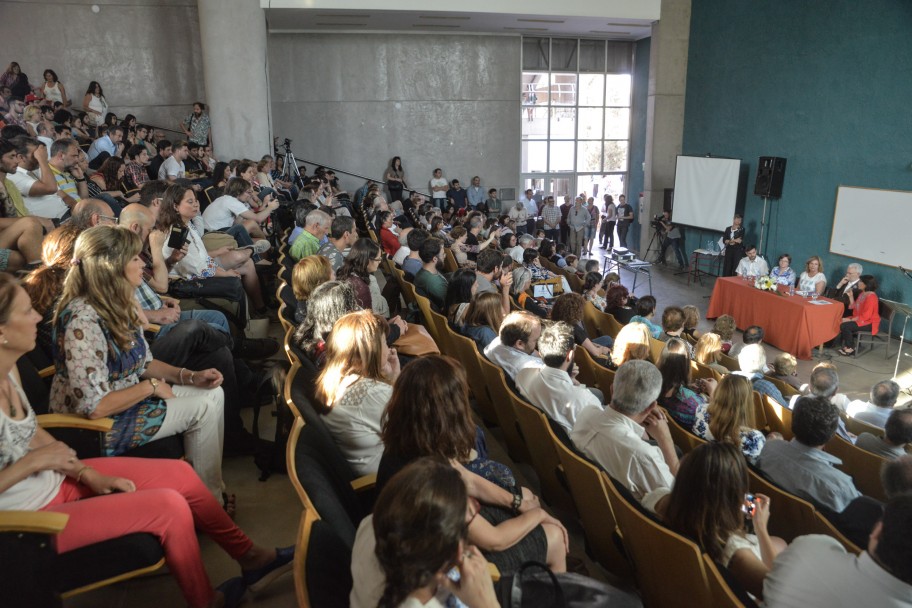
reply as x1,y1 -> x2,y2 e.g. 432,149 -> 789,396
222,492 -> 237,519
837,347 -> 854,356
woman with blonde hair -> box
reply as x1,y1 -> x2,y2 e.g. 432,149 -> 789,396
681,304 -> 703,340
798,255 -> 827,295
49,226 -> 228,501
693,332 -> 729,376
291,254 -> 333,323
692,373 -> 770,464
315,310 -> 399,476
610,321 -> 652,368
460,291 -> 504,350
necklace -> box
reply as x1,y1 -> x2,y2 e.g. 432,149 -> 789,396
0,380 -> 17,419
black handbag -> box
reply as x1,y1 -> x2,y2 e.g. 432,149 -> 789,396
168,276 -> 248,328
497,562 -> 641,608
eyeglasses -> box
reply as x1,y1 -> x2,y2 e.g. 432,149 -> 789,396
98,215 -> 117,225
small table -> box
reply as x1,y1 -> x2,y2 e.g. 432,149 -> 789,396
688,249 -> 722,286
706,276 -> 843,359
603,256 -> 653,295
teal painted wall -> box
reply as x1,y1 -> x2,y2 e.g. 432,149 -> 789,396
627,36 -> 652,252
683,0 -> 912,339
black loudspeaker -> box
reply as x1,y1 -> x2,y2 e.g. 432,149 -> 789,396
754,156 -> 787,198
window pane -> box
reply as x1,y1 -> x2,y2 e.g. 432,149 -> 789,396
550,107 -> 576,139
549,141 -> 575,172
577,141 -> 602,172
521,141 -> 548,173
604,108 -> 630,139
522,38 -> 549,70
578,74 -> 605,106
603,141 -> 629,172
548,177 -> 572,199
606,74 -> 631,106
522,73 -> 549,139
579,39 -> 606,72
577,108 -> 603,139
551,39 -> 577,71
550,73 -> 577,106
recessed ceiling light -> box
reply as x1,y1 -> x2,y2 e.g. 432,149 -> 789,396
315,22 -> 367,27
517,18 -> 565,24
315,14 -> 371,18
417,15 -> 470,20
504,27 -> 549,31
414,24 -> 462,28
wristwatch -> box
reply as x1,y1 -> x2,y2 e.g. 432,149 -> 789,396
149,378 -> 160,396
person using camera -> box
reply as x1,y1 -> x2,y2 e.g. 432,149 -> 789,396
657,210 -> 688,268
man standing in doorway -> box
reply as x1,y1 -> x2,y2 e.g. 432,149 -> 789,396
567,197 -> 589,257
520,188 -> 538,236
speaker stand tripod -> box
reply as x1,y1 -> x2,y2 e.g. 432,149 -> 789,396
758,196 -> 770,256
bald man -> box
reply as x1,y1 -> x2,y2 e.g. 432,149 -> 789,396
70,198 -> 115,230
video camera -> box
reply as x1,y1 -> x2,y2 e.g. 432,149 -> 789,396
650,214 -> 665,231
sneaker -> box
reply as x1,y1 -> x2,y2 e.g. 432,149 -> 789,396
234,337 -> 279,359
253,239 -> 271,255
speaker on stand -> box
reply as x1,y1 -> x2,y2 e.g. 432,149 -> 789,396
754,156 -> 787,257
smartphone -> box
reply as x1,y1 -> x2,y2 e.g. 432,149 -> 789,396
742,493 -> 756,518
167,225 -> 189,249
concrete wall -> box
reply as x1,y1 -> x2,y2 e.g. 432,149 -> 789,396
683,0 -> 912,339
268,33 -> 521,196
626,36 -> 652,252
1,0 -> 204,136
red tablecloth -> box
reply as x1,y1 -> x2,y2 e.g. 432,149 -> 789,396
706,277 -> 842,359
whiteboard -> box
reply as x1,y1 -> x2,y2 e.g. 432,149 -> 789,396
830,186 -> 912,269
671,156 -> 741,232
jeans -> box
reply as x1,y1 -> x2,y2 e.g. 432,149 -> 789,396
617,222 -> 630,248
156,309 -> 231,339
600,221 -> 616,249
544,228 -> 560,243
660,236 -> 688,267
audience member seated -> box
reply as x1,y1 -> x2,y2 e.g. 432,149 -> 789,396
665,442 -> 786,598
10,136 -> 84,219
414,236 -> 449,311
337,238 -> 389,315
609,322 -> 652,368
156,184 -> 267,313
770,353 -> 804,392
376,210 -> 400,258
550,292 -> 613,359
693,332 -> 729,376
293,280 -> 359,366
798,255 -> 827,295
290,208 -> 331,261
681,304 -> 702,340
834,274 -> 880,356
444,268 -> 476,326
400,228 -> 428,278
855,409 -> 912,459
0,272 -> 293,608
292,255 -> 334,324
49,226 -> 228,500
350,458 -> 501,608
661,306 -> 689,343
571,359 -> 677,512
123,143 -> 150,190
509,267 -> 548,318
881,455 -> 912,499
22,224 -> 79,357
483,310 -> 543,381
459,292 -> 504,351
735,344 -> 788,407
788,365 -> 853,442
317,215 -> 357,273
516,321 -> 603,434
314,310 -> 398,476
581,271 -> 606,310
769,253 -> 796,286
758,396 -> 862,515
604,284 -> 635,324
522,247 -> 571,293
693,374 -> 771,464
202,177 -> 277,240
376,356 -> 567,575
657,337 -> 716,428
762,495 -> 912,607
473,248 -> 511,313
509,233 -> 535,264
712,314 -> 737,354
70,198 -> 116,230
730,324 -> 764,358
629,295 -> 662,338
86,156 -> 135,211
846,379 -> 899,428
735,244 -> 769,277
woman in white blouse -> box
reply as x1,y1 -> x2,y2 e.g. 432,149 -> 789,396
315,310 -> 400,476
798,255 -> 827,295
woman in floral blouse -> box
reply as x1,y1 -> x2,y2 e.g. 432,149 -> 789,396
657,338 -> 717,428
50,225 -> 228,499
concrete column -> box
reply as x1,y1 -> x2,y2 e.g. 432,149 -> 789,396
640,0 -> 691,256
197,0 -> 271,160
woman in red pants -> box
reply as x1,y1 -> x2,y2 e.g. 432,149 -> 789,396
0,271 -> 291,608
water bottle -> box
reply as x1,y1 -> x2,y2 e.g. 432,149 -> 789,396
788,285 -> 794,296
706,239 -> 713,252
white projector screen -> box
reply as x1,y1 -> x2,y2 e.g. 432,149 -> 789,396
672,156 -> 741,232
830,186 -> 912,269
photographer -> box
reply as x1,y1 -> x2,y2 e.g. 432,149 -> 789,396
657,210 -> 688,268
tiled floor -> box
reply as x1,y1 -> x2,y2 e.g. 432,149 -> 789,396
63,246 -> 911,607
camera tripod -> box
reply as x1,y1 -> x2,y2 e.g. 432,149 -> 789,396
645,226 -> 665,263
274,138 -> 304,188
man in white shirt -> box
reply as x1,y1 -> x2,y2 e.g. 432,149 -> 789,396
483,310 -> 543,381
520,188 -> 538,236
159,140 -> 190,182
570,359 -> 678,512
202,177 -> 277,238
516,321 -> 602,434
847,380 -> 900,429
9,136 -> 84,219
763,496 -> 912,608
509,233 -> 535,264
429,167 -> 448,210
735,244 -> 770,277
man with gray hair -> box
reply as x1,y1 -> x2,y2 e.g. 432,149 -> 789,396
858,409 -> 912,459
846,380 -> 901,429
736,343 -> 788,406
788,364 -> 854,442
567,196 -> 589,257
516,321 -> 603,434
832,262 -> 863,314
317,215 -> 357,272
571,359 -> 678,511
509,232 -> 536,264
290,207 -> 332,260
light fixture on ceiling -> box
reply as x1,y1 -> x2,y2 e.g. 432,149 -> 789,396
517,18 -> 565,24
314,14 -> 371,18
417,15 -> 471,20
315,22 -> 368,27
504,27 -> 549,31
414,24 -> 462,28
